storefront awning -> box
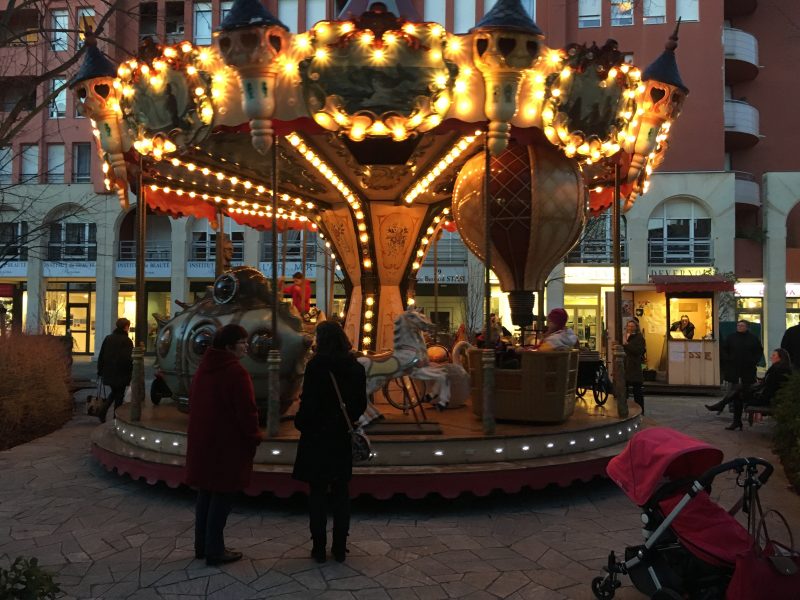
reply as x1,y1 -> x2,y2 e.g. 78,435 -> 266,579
650,275 -> 735,293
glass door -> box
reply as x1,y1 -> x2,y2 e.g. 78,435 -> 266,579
67,304 -> 90,353
567,305 -> 599,350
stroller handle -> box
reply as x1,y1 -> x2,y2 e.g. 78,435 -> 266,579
696,457 -> 773,489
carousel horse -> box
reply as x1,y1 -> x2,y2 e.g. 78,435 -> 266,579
357,308 -> 464,425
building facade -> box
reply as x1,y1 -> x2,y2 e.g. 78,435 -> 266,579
0,0 -> 798,360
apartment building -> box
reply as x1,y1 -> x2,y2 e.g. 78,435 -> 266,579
0,0 -> 798,359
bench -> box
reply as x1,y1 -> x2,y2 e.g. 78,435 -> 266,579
744,404 -> 772,426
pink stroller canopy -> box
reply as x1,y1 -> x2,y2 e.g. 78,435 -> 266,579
607,427 -> 724,506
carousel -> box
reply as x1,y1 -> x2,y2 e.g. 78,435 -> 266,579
75,0 -> 687,498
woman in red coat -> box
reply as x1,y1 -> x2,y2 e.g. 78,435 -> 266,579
185,324 -> 261,566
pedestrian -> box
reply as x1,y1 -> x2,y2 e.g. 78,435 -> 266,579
728,348 -> 792,431
292,321 -> 367,563
280,271 -> 312,316
538,308 -> 578,351
707,320 -> 764,419
781,322 -> 800,370
669,314 -> 695,340
185,324 -> 262,566
96,318 -> 133,423
623,320 -> 647,414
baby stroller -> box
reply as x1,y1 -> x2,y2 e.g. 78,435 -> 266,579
591,427 -> 796,600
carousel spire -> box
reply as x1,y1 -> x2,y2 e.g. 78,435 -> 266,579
471,0 -> 543,35
642,20 -> 689,93
218,0 -> 288,31
69,28 -> 117,88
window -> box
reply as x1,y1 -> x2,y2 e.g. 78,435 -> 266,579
423,0 -> 446,24
261,231 -> 317,262
0,78 -> 37,112
0,147 -> 11,185
193,2 -> 212,45
49,78 -> 67,118
46,145 -> 65,183
7,9 -> 38,45
165,2 -> 185,43
0,222 -> 28,261
579,0 -> 601,28
611,0 -> 634,26
77,8 -> 95,47
20,144 -> 39,183
422,230 -> 467,266
220,1 -> 234,24
643,0 -> 666,24
305,0 -> 325,31
51,10 -> 69,52
48,221 -> 97,261
567,213 -> 627,264
676,0 -> 699,22
453,0 -> 476,33
72,143 -> 92,183
648,199 -> 712,265
277,0 -> 298,32
191,217 -> 244,261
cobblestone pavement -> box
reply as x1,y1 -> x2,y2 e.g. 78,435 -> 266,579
1,384 -> 798,599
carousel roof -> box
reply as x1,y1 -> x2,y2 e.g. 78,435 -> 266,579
70,34 -> 118,87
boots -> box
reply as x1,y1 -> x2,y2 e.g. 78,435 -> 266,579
311,534 -> 326,563
705,399 -> 726,415
331,529 -> 348,563
97,398 -> 114,423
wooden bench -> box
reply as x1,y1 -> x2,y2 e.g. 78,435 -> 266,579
468,349 -> 579,423
744,405 -> 772,426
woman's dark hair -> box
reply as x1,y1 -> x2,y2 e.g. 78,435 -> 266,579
773,348 -> 791,369
213,324 -> 248,349
315,321 -> 351,357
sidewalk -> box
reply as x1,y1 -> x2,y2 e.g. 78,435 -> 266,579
1,393 -> 797,599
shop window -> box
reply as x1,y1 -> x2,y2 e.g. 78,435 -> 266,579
118,287 -> 171,352
610,0 -> 633,26
0,146 -> 11,184
20,144 -> 39,183
47,221 -> 97,261
46,144 -> 65,183
643,0 -> 666,24
193,2 -> 212,45
676,0 -> 699,22
72,143 -> 92,182
0,222 -> 28,261
261,230 -> 317,263
51,10 -> 69,52
567,213 -> 627,264
648,199 -> 712,265
579,0 -> 601,28
77,8 -> 95,48
191,217 -> 244,261
788,299 -> 800,330
736,297 -> 762,328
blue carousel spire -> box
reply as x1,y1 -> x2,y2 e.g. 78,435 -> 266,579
69,29 -> 117,88
471,0 -> 543,35
219,0 -> 288,32
642,21 -> 689,93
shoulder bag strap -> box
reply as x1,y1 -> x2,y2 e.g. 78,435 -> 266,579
329,372 -> 354,434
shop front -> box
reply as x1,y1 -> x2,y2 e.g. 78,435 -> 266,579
44,282 -> 97,354
118,282 -> 171,353
564,266 -> 629,352
614,275 -> 734,387
734,282 -> 800,333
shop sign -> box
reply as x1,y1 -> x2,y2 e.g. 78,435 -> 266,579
416,266 -> 466,284
258,262 -> 317,278
43,261 -> 96,277
187,261 -> 243,278
734,283 -> 800,298
0,261 -> 27,277
115,261 -> 171,278
565,266 -> 629,285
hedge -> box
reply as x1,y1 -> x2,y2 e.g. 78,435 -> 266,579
772,371 -> 800,493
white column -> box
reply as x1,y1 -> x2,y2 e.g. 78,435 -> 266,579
93,202 -> 118,358
764,211 -> 787,355
545,262 -> 565,312
243,228 -> 260,266
626,213 -> 650,284
170,217 -> 189,311
24,254 -> 43,334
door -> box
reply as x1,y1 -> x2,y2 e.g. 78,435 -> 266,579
67,303 -> 90,353
567,306 -> 599,350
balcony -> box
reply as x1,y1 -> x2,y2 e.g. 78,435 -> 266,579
724,0 -> 757,18
566,239 -> 628,264
724,99 -> 760,151
734,171 -> 760,206
118,240 -> 172,261
648,238 -> 713,266
723,28 -> 759,83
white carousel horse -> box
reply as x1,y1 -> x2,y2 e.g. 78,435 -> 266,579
357,308 -> 459,425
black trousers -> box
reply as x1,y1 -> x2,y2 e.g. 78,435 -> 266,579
629,382 -> 644,413
195,490 -> 234,558
730,382 -> 754,426
308,479 -> 350,546
108,385 -> 126,409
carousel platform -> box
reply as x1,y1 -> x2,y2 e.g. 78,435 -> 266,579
91,395 -> 643,499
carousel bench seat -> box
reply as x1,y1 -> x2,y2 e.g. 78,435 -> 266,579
468,349 -> 579,423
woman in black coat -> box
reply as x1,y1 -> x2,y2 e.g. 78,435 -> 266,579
623,320 -> 647,414
292,321 -> 367,563
727,348 -> 792,430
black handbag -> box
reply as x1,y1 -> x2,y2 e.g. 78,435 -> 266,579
329,372 -> 372,463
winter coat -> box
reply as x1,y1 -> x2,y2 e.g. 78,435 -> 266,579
292,353 -> 368,484
781,324 -> 800,370
623,332 -> 646,384
750,363 -> 792,406
721,331 -> 763,384
97,329 -> 133,387
538,328 -> 579,352
185,348 -> 261,493
670,320 -> 695,340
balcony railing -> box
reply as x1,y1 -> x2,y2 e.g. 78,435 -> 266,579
567,239 -> 628,264
734,171 -> 760,206
723,27 -> 759,83
191,240 -> 244,262
648,238 -> 713,265
724,99 -> 760,150
118,240 -> 172,261
47,243 -> 97,262
260,240 -> 317,262
422,237 -> 468,265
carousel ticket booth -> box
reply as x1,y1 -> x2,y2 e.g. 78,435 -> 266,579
613,275 -> 733,387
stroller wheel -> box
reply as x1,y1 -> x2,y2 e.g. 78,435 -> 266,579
650,589 -> 682,600
591,576 -> 616,599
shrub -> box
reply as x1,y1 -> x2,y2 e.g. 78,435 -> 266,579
0,335 -> 71,451
772,371 -> 800,492
0,557 -> 60,600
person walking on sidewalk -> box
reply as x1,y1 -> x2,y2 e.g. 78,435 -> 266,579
186,324 -> 262,566
96,318 -> 133,422
707,320 -> 764,423
292,321 -> 367,563
623,320 -> 647,415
